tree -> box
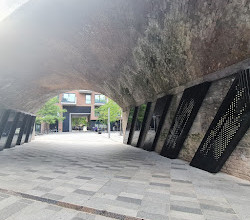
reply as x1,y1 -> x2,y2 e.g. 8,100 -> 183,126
72,117 -> 89,128
95,99 -> 121,124
36,97 -> 67,127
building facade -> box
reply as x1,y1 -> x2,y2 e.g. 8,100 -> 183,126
58,90 -> 107,132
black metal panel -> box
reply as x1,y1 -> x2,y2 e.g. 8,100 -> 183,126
127,107 -> 139,145
124,108 -> 135,144
16,114 -> 29,145
25,116 -> 36,143
191,70 -> 250,173
4,112 -> 21,149
0,109 -> 5,123
161,82 -> 211,159
0,109 -> 10,138
137,102 -> 154,149
131,104 -> 147,147
0,110 -> 17,151
9,113 -> 25,148
20,115 -> 32,145
145,95 -> 173,151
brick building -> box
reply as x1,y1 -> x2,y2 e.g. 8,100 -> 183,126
57,90 -> 107,132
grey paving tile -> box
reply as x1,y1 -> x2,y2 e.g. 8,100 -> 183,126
75,176 -> 93,180
171,205 -> 202,215
116,196 -> 142,205
137,211 -> 168,220
33,186 -> 53,192
200,203 -> 235,214
171,167 -> 187,170
37,176 -> 54,181
115,175 -> 131,180
172,179 -> 192,184
152,175 -> 169,178
150,182 -> 170,187
42,193 -> 64,200
53,170 -> 67,174
0,202 -> 28,220
238,183 -> 250,187
74,189 -> 96,196
171,191 -> 197,198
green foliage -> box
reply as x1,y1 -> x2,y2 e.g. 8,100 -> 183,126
137,104 -> 146,123
72,117 -> 88,127
95,99 -> 121,124
128,108 -> 134,123
36,97 -> 67,124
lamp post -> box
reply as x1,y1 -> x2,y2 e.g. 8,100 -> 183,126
108,107 -> 110,138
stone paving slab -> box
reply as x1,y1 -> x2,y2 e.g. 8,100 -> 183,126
0,133 -> 248,220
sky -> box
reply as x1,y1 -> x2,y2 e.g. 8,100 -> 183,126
0,0 -> 31,22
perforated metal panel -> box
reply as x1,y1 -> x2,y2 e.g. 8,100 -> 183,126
191,70 -> 250,173
161,82 -> 211,159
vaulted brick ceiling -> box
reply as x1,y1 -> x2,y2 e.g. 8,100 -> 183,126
0,0 -> 249,112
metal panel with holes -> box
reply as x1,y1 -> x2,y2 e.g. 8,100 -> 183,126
143,95 -> 173,151
190,70 -> 250,173
161,82 -> 211,159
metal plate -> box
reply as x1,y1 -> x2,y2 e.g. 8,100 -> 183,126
151,95 -> 173,151
16,114 -> 29,145
161,82 -> 211,159
142,95 -> 173,151
20,115 -> 32,145
25,116 -> 36,143
124,108 -> 135,144
9,113 -> 25,148
0,110 -> 17,151
191,70 -> 250,173
127,107 -> 139,145
5,112 -> 21,149
131,104 -> 147,147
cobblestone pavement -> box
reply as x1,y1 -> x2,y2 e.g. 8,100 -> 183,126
0,133 -> 249,220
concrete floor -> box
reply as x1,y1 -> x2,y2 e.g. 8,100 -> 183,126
0,132 -> 249,220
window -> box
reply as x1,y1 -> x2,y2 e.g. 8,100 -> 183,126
86,94 -> 91,104
61,93 -> 76,103
95,94 -> 106,104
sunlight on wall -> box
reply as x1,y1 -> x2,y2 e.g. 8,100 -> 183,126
0,0 -> 31,22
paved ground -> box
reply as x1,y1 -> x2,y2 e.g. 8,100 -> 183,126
0,133 -> 249,220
